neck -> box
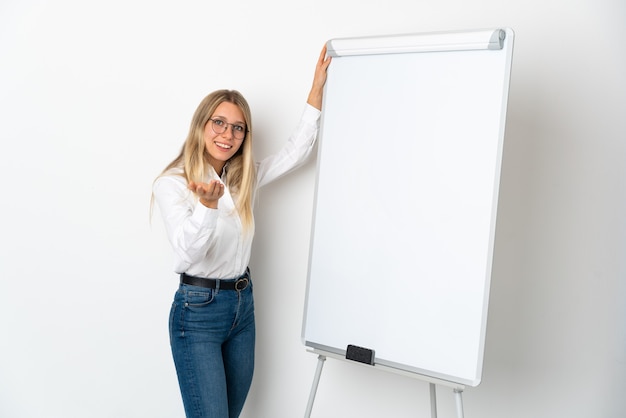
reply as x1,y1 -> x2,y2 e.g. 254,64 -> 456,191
207,156 -> 225,178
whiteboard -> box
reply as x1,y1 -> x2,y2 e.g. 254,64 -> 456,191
302,28 -> 514,387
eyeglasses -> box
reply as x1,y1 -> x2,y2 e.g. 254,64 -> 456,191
209,118 -> 248,140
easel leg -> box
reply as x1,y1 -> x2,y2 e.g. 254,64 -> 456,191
429,383 -> 437,418
304,355 -> 326,418
453,388 -> 464,418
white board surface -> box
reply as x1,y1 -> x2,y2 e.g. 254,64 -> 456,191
302,28 -> 514,387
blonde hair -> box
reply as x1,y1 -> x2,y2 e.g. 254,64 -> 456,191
154,90 -> 256,231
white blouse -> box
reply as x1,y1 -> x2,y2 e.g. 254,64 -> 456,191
153,104 -> 320,279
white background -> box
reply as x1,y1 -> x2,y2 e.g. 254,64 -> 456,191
0,1 -> 624,417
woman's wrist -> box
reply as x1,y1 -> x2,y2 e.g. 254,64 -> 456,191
200,198 -> 218,209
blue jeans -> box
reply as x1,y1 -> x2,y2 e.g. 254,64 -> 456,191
169,277 -> 255,418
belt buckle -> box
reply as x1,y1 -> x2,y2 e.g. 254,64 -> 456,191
235,277 -> 249,291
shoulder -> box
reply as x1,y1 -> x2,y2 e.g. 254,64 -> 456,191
153,167 -> 187,193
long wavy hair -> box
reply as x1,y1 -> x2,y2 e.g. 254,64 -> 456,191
155,90 -> 256,231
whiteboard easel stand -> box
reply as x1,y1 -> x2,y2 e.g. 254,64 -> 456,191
304,349 -> 465,418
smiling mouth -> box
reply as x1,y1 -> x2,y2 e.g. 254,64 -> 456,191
215,141 -> 232,150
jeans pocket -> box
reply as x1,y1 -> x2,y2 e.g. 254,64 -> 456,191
184,289 -> 215,307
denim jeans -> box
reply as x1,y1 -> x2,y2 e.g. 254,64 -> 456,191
169,277 -> 255,418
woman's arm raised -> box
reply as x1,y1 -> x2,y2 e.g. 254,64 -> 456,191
306,45 -> 332,111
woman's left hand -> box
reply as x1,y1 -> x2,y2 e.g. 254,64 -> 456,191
307,44 -> 332,110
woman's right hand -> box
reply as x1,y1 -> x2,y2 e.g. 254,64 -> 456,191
188,180 -> 224,209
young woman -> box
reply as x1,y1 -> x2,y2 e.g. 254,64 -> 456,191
152,46 -> 331,418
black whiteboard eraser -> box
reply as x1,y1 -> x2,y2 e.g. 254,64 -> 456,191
346,344 -> 375,365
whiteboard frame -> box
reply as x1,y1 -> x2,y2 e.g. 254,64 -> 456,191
302,28 -> 515,387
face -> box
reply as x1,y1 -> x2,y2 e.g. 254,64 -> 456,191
203,101 -> 246,174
